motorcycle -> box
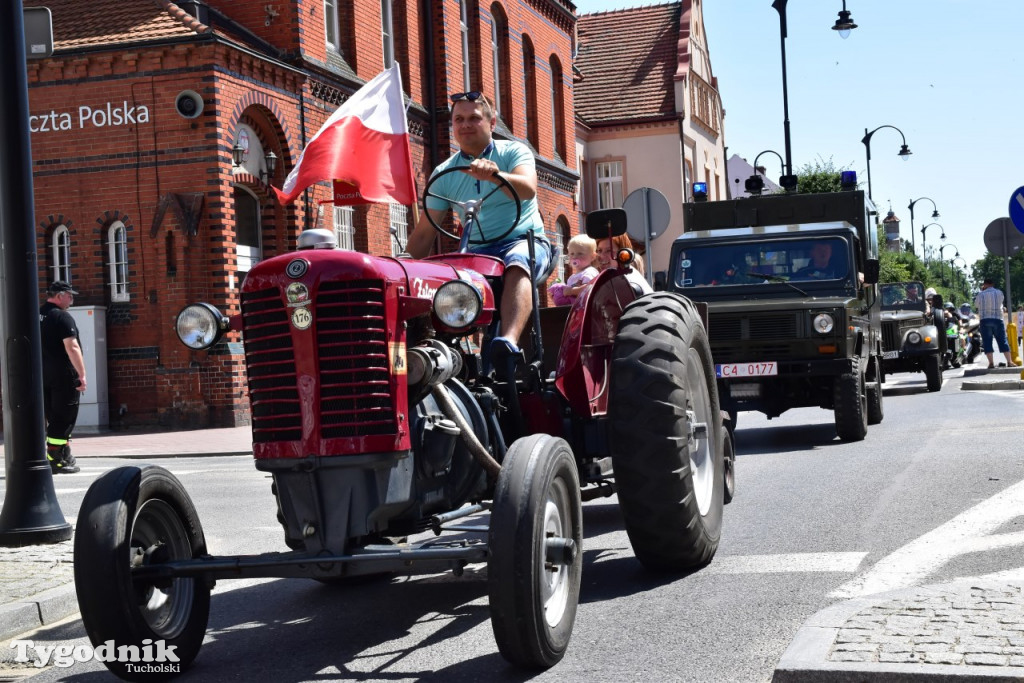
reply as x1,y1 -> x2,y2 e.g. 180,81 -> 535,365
944,318 -> 965,369
962,316 -> 982,364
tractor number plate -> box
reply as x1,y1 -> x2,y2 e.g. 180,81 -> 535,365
716,362 -> 778,378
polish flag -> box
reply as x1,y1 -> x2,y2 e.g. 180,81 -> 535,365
273,64 -> 416,206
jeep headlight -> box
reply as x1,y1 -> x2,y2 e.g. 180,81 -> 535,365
907,330 -> 922,345
176,303 -> 228,350
433,281 -> 482,330
813,313 -> 835,334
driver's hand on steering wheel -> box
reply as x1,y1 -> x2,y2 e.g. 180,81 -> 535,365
462,158 -> 500,182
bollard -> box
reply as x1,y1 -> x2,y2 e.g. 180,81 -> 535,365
1008,321 -> 1021,367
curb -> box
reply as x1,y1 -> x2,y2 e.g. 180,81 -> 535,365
961,380 -> 1024,391
773,581 -> 1024,683
0,583 -> 78,644
74,451 -> 252,460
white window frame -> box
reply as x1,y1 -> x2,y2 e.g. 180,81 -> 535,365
381,0 -> 394,68
460,0 -> 471,92
490,16 -> 502,117
234,185 -> 262,277
596,161 -> 624,209
553,229 -> 565,283
389,204 -> 409,256
52,225 -> 71,284
108,221 -> 129,302
324,0 -> 341,51
334,205 -> 355,250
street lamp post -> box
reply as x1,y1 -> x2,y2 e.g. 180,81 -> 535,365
861,124 -> 912,202
745,149 -> 786,195
920,222 -> 944,265
907,197 -> 940,260
939,244 -> 959,285
771,1 -> 857,192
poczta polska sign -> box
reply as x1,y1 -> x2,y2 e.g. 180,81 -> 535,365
29,101 -> 151,133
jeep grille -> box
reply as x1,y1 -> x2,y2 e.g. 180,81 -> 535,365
881,320 -> 900,352
708,312 -> 803,363
242,280 -> 394,443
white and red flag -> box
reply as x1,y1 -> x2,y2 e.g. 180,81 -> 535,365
273,64 -> 416,206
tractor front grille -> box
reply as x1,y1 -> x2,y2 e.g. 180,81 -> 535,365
315,280 -> 393,439
242,279 -> 395,444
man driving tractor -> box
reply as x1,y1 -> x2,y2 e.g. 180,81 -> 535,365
406,91 -> 551,359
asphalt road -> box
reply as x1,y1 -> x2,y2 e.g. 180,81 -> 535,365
8,364 -> 1024,682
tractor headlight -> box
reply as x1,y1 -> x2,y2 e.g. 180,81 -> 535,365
907,330 -> 922,345
176,303 -> 228,350
813,313 -> 835,334
433,281 -> 482,330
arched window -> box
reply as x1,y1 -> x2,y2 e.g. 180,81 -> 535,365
549,55 -> 565,160
460,0 -> 472,92
522,34 -> 538,150
52,225 -> 71,284
234,186 -> 262,280
108,221 -> 129,302
556,216 -> 572,283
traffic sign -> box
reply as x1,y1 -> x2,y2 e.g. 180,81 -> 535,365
1009,186 -> 1024,233
623,187 -> 671,243
983,218 -> 1024,258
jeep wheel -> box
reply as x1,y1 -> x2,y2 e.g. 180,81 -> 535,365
924,353 -> 943,392
609,293 -> 724,571
488,434 -> 582,669
866,357 -> 884,425
723,426 -> 736,505
834,371 -> 868,442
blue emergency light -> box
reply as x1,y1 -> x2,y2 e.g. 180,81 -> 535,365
840,171 -> 858,191
692,182 -> 708,202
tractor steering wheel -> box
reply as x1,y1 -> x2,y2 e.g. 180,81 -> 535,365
422,166 -> 522,247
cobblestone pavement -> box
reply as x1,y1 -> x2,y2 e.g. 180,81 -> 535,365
0,541 -> 74,604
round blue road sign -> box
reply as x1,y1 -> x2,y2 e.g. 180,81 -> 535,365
1008,186 -> 1024,234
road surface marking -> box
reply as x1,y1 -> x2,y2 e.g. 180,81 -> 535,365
832,477 -> 1024,598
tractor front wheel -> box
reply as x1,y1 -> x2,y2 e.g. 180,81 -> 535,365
488,434 -> 582,669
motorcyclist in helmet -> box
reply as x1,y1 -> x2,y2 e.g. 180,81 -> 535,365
960,302 -> 975,321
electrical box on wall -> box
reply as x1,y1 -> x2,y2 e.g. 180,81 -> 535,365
68,306 -> 108,432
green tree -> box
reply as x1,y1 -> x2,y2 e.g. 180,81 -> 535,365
793,156 -> 851,194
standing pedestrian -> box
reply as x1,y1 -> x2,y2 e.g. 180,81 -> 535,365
39,281 -> 85,473
974,278 -> 1020,369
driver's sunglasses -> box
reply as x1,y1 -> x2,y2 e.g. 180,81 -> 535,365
450,91 -> 483,103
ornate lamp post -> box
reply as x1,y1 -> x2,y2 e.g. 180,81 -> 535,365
861,124 -> 912,202
771,1 -> 858,192
920,222 -> 944,264
907,197 -> 939,259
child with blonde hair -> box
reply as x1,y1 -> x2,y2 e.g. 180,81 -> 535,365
549,234 -> 599,306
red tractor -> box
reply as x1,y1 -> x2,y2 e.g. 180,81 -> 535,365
73,177 -> 726,681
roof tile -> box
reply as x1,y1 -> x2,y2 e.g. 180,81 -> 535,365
23,0 -> 204,51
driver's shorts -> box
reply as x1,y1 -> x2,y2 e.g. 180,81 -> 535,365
472,235 -> 552,285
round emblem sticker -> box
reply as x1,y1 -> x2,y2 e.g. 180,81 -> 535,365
286,282 -> 309,304
291,307 -> 312,330
286,259 -> 309,278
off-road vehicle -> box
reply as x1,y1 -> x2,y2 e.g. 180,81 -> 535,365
879,281 -> 945,391
666,188 -> 884,441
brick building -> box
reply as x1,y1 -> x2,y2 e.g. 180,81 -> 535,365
23,0 -> 578,429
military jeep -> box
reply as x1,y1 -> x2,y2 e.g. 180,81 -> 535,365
879,281 -> 945,391
667,189 -> 884,442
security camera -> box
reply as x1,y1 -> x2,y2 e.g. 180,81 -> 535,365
175,90 -> 204,119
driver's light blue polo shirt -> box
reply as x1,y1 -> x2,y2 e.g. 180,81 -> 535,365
425,139 -> 544,247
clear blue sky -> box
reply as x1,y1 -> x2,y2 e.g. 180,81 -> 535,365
574,0 -> 1022,270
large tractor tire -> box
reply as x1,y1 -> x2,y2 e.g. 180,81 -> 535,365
834,370 -> 868,442
608,293 -> 724,572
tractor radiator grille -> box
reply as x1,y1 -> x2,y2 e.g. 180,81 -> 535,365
243,287 -> 302,443
315,280 -> 394,439
242,280 -> 395,444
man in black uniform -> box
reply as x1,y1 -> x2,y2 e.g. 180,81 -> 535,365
40,281 -> 86,474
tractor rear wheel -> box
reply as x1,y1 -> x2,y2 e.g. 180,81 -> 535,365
609,293 -> 724,572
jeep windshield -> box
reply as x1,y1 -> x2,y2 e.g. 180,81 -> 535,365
674,235 -> 851,293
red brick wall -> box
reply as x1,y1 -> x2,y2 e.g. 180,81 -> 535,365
22,0 -> 578,429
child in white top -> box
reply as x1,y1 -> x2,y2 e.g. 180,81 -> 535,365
549,234 -> 600,306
